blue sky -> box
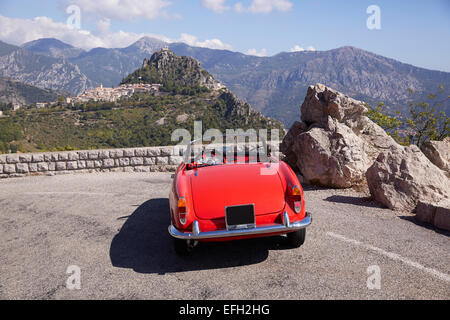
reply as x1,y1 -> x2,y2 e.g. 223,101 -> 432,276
0,0 -> 449,71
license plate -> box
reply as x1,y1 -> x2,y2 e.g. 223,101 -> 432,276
225,204 -> 256,230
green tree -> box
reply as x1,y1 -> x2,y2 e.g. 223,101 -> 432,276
405,86 -> 449,147
367,86 -> 449,147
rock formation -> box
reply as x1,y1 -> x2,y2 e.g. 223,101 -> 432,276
365,145 -> 450,212
420,138 -> 450,176
281,83 -> 399,188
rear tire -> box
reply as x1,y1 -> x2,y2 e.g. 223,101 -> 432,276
287,229 -> 306,248
173,238 -> 194,256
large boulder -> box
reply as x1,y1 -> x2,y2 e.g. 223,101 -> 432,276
281,83 -> 399,188
366,145 -> 450,212
420,138 -> 450,176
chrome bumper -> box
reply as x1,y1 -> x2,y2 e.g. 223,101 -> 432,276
168,212 -> 311,240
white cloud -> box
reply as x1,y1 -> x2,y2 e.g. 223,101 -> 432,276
202,0 -> 293,14
234,2 -> 245,13
246,48 -> 268,57
290,45 -> 305,52
201,0 -> 230,13
178,33 -> 232,50
236,0 -> 293,14
69,0 -> 173,21
290,45 -> 315,52
0,15 -> 232,51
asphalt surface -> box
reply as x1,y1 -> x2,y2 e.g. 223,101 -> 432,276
0,172 -> 449,299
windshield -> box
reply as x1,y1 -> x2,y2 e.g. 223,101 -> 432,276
184,134 -> 272,170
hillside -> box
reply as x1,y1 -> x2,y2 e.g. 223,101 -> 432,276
0,50 -> 284,154
121,48 -> 223,91
0,77 -> 61,106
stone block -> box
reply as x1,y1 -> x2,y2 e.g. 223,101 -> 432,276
119,158 -> 130,167
147,147 -> 159,157
68,152 -> 79,161
78,151 -> 89,160
103,159 -> 115,168
123,149 -> 135,157
98,150 -> 110,159
109,149 -> 123,158
19,154 -> 32,162
58,153 -> 69,161
88,151 -> 99,160
66,161 -> 78,170
16,163 -> 29,173
160,147 -> 173,156
77,160 -> 86,169
144,157 -> 156,165
6,155 -> 19,164
156,157 -> 169,165
29,163 -> 38,172
434,206 -> 450,231
56,162 -> 67,171
37,162 -> 48,172
32,154 -> 45,162
130,157 -> 144,166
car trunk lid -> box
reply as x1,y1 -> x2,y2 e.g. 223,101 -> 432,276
190,163 -> 285,220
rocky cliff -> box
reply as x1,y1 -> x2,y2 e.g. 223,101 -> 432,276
122,49 -> 224,91
0,41 -> 93,95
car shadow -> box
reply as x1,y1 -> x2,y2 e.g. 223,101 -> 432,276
109,198 -> 292,275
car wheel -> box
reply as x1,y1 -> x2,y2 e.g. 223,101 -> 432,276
287,229 -> 306,248
173,238 -> 195,256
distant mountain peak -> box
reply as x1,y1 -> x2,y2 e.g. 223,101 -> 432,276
124,37 -> 167,54
21,38 -> 84,59
22,38 -> 76,50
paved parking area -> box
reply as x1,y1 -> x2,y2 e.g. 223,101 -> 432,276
0,172 -> 449,299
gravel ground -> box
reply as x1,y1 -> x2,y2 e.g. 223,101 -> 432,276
0,172 -> 449,299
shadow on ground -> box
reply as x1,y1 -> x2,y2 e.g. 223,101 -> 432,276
110,198 -> 291,274
399,216 -> 450,237
324,195 -> 384,208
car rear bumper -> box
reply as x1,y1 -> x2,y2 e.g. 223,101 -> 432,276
168,212 -> 311,240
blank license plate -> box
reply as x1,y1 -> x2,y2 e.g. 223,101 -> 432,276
225,204 -> 255,230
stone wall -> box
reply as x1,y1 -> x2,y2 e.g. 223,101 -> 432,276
0,143 -> 281,179
0,146 -> 184,179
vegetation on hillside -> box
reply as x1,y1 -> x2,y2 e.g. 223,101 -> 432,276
0,90 -> 284,154
0,77 -> 62,106
0,49 -> 284,154
367,86 -> 449,147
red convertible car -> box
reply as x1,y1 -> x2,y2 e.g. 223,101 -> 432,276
168,134 -> 311,255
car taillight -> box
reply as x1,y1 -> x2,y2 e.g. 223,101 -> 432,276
178,197 -> 187,225
291,185 -> 302,214
291,185 -> 301,196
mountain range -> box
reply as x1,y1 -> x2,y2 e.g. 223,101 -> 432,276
0,49 -> 283,153
0,37 -> 448,127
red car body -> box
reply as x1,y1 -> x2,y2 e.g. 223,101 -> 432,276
168,137 -> 311,253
